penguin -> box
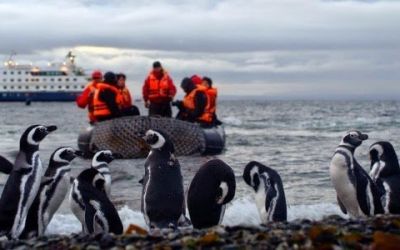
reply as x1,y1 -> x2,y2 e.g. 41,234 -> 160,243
330,130 -> 384,218
141,129 -> 185,229
187,159 -> 236,229
21,147 -> 82,238
70,168 -> 123,235
243,161 -> 287,223
91,150 -> 114,197
369,141 -> 400,214
0,124 -> 57,239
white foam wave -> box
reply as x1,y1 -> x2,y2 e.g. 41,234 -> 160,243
46,200 -> 346,235
222,116 -> 243,126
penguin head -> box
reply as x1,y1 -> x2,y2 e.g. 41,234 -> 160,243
340,130 -> 368,148
143,129 -> 174,153
92,150 -> 115,166
369,141 -> 400,178
243,161 -> 282,192
20,124 -> 57,149
50,147 -> 81,165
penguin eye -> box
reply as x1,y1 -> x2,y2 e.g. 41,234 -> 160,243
350,134 -> 356,138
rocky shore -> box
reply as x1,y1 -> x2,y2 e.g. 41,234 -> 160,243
2,215 -> 400,249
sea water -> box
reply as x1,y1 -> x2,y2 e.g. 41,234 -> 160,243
1,100 -> 400,234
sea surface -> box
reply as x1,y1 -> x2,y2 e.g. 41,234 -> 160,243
1,100 -> 400,234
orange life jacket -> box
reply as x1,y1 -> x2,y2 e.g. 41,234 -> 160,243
93,83 -> 120,118
204,87 -> 217,121
182,86 -> 213,124
87,81 -> 97,122
117,87 -> 132,109
147,72 -> 173,102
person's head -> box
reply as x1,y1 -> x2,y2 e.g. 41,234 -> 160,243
202,77 -> 213,88
103,72 -> 117,86
117,73 -> 126,88
91,70 -> 103,83
191,75 -> 202,85
181,77 -> 195,94
152,61 -> 162,73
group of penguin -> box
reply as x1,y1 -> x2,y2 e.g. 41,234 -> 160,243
1,125 -> 395,240
330,130 -> 400,217
0,125 -> 286,240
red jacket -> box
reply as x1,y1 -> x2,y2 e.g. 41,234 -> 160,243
142,70 -> 176,103
76,81 -> 97,122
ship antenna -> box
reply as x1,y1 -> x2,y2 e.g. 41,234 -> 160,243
66,51 -> 76,65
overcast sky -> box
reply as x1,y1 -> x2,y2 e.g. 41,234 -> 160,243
0,0 -> 399,98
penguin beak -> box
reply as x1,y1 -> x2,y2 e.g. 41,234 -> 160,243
74,150 -> 84,157
360,133 -> 368,141
46,125 -> 57,133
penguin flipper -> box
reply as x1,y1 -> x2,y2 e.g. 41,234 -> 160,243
353,166 -> 371,216
84,204 -> 96,234
0,155 -> 13,174
337,195 -> 347,214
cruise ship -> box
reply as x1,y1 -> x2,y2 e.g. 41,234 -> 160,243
0,52 -> 88,102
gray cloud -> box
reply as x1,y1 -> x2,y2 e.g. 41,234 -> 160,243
0,0 -> 399,98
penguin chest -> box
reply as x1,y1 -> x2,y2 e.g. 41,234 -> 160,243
254,185 -> 268,223
43,176 -> 71,218
330,155 -> 361,216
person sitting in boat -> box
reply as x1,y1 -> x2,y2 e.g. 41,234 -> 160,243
76,70 -> 103,124
116,73 -> 140,116
92,72 -> 122,122
173,77 -> 213,127
201,76 -> 222,126
142,61 -> 176,117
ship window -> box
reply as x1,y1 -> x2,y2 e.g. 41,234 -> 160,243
66,85 -> 70,89
36,86 -> 40,90
3,71 -> 6,75
81,85 -> 85,89
25,79 -> 29,82
58,78 -> 62,82
2,79 -> 6,82
74,85 -> 78,89
73,78 -> 77,81
10,86 -> 14,89
18,86 -> 22,89
3,86 -> 6,89
58,86 -> 62,89
43,78 -> 46,82
50,85 -> 54,89
10,79 -> 14,82
66,78 -> 69,82
17,71 -> 21,75
43,86 -> 47,89
25,86 -> 29,89
17,79 -> 21,82
10,71 -> 14,75
25,71 -> 29,75
51,78 -> 54,82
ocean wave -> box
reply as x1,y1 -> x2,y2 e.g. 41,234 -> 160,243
46,200 -> 345,235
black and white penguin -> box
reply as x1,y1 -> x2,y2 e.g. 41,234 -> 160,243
91,150 -> 114,197
369,141 -> 400,214
141,129 -> 185,229
70,168 -> 123,235
187,159 -> 236,229
243,161 -> 287,222
21,147 -> 81,238
0,124 -> 57,239
330,130 -> 384,217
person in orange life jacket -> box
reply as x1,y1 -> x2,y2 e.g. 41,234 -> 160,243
202,77 -> 222,126
173,77 -> 208,124
92,72 -> 121,122
142,61 -> 176,117
116,73 -> 140,116
76,70 -> 102,124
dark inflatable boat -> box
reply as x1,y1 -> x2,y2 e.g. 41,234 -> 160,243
77,116 -> 225,158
